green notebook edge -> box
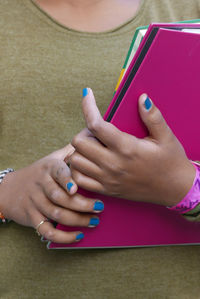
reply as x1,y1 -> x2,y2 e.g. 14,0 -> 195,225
113,18 -> 200,95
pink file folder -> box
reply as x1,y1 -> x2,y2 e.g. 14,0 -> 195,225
49,25 -> 200,249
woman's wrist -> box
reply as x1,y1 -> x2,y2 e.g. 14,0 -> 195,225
0,168 -> 14,223
167,161 -> 200,214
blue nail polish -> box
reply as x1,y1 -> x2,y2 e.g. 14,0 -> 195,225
82,88 -> 88,97
76,233 -> 84,241
89,218 -> 100,227
66,182 -> 73,191
93,201 -> 104,212
144,96 -> 152,110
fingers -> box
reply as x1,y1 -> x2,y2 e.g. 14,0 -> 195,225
82,88 -> 137,150
42,178 -> 104,213
48,143 -> 75,161
138,94 -> 173,142
71,167 -> 105,193
69,151 -> 102,180
71,130 -> 111,166
50,159 -> 77,195
33,213 -> 85,244
33,191 -> 101,228
72,127 -> 138,168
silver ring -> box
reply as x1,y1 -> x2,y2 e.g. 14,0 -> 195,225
35,219 -> 49,236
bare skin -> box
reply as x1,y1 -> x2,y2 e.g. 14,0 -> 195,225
69,89 -> 196,207
0,0 -> 141,244
1,0 -> 196,244
0,144 -> 104,243
34,0 -> 141,32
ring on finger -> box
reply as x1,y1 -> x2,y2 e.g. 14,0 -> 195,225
35,218 -> 49,237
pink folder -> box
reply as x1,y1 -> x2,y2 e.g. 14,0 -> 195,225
49,25 -> 200,249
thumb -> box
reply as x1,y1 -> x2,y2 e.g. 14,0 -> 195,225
138,94 -> 172,142
81,88 -> 128,149
46,144 -> 77,195
81,87 -> 103,134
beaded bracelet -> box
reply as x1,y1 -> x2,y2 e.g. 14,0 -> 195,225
0,168 -> 14,224
168,162 -> 200,214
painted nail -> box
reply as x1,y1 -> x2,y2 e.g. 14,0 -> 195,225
76,233 -> 84,241
66,182 -> 73,191
89,218 -> 100,227
82,88 -> 88,97
144,96 -> 152,110
93,201 -> 104,212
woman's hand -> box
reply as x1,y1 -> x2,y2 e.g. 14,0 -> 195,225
70,88 -> 195,207
0,144 -> 104,244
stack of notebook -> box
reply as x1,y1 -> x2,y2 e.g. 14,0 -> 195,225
47,20 -> 200,249
113,18 -> 200,94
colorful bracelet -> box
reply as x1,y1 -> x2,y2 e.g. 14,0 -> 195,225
0,168 -> 14,224
168,162 -> 200,214
0,212 -> 9,224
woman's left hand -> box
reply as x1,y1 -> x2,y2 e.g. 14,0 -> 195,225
69,88 -> 195,207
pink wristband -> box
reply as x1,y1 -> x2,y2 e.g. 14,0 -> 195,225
168,162 -> 200,214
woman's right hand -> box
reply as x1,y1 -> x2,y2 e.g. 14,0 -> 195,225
0,144 -> 104,244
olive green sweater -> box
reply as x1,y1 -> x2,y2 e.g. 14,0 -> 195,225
1,0 -> 200,298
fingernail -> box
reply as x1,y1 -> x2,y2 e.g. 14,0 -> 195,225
144,96 -> 152,110
82,88 -> 88,97
89,218 -> 100,227
93,201 -> 104,212
76,233 -> 84,241
66,182 -> 73,191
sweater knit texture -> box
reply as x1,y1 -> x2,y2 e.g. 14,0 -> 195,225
1,0 -> 200,298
